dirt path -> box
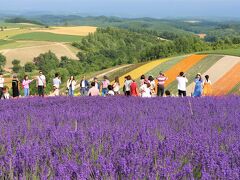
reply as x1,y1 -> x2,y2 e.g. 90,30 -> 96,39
187,56 -> 240,95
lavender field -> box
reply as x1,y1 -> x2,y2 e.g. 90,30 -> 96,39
0,96 -> 240,179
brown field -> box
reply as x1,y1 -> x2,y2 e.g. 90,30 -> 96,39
0,42 -> 78,68
36,26 -> 97,36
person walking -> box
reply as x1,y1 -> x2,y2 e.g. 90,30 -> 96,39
176,72 -> 188,97
124,75 -> 133,96
80,76 -> 89,96
36,71 -> 46,97
130,80 -> 139,96
157,72 -> 168,97
67,76 -> 76,97
101,76 -> 110,96
0,72 -> 4,99
53,73 -> 61,96
88,82 -> 100,96
203,75 -> 213,96
113,77 -> 120,95
12,75 -> 20,98
193,73 -> 203,97
22,75 -> 34,97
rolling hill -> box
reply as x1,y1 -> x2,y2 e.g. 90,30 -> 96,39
99,54 -> 240,96
0,22 -> 97,69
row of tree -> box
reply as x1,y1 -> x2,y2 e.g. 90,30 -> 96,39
73,27 -> 239,66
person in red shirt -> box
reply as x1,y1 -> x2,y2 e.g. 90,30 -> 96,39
130,80 -> 139,96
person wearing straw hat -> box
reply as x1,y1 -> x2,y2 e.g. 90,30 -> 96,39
193,73 -> 203,97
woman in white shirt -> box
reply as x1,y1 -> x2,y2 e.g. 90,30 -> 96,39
67,76 -> 77,96
113,77 -> 120,95
140,82 -> 151,98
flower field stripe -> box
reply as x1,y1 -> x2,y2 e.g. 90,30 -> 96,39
212,63 -> 240,95
117,58 -> 170,87
187,55 -> 240,96
144,55 -> 189,78
164,54 -> 207,87
166,55 -> 223,95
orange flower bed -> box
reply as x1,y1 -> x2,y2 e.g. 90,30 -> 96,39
164,54 -> 207,87
212,63 -> 240,96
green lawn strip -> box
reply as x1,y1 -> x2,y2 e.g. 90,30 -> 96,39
10,32 -> 83,42
228,82 -> 240,95
107,63 -> 147,82
199,48 -> 240,57
166,55 -> 224,95
0,39 -> 14,46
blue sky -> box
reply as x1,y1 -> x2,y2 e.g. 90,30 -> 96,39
1,0 -> 240,18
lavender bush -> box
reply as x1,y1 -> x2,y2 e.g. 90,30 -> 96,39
0,96 -> 239,179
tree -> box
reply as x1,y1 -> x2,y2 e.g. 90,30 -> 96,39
0,53 -> 6,71
33,51 -> 59,74
24,62 -> 36,72
12,59 -> 22,73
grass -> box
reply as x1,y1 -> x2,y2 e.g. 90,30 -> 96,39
199,48 -> 240,57
0,21 -> 41,28
11,32 -> 83,42
166,55 -> 223,94
0,28 -> 31,39
108,63 -> 146,82
0,39 -> 14,46
0,41 -> 58,50
229,83 -> 240,95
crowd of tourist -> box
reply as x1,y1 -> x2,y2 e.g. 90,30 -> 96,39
0,70 -> 216,99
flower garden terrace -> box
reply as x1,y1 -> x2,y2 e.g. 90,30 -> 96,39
0,96 -> 239,179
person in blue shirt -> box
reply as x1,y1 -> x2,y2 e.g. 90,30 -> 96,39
193,73 -> 203,97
